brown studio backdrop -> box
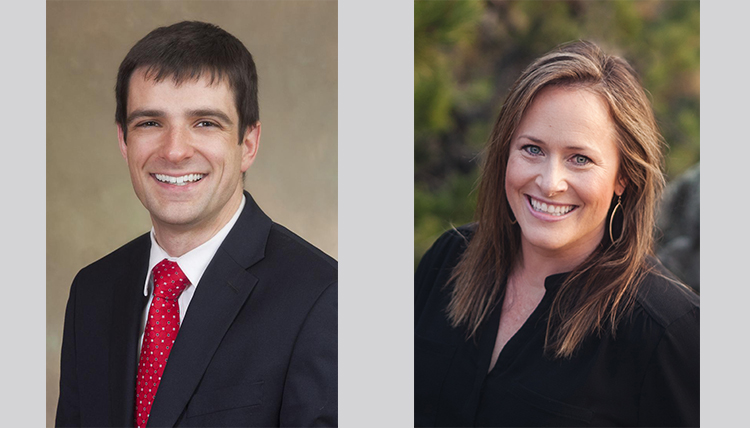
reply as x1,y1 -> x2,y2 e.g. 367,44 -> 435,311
46,1 -> 338,425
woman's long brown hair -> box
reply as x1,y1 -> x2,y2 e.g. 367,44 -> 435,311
446,40 -> 666,359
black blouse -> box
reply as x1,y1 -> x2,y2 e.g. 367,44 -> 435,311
415,225 -> 699,427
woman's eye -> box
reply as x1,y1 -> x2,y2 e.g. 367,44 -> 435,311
573,155 -> 591,165
523,145 -> 542,155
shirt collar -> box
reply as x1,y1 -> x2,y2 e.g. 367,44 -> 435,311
143,195 -> 246,296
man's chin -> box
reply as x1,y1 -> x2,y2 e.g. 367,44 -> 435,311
147,206 -> 202,229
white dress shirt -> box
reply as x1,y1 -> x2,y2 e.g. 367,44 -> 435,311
137,195 -> 246,353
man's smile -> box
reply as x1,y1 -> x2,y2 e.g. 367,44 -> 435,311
152,173 -> 205,186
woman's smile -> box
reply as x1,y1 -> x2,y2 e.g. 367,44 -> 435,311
526,195 -> 577,218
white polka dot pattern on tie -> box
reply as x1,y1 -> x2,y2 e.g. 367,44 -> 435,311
135,259 -> 190,428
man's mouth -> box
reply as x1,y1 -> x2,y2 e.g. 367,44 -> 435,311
528,196 -> 576,216
153,173 -> 205,186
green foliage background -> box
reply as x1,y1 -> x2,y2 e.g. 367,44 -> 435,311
414,0 -> 700,267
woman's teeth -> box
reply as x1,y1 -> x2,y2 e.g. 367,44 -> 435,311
154,173 -> 204,186
530,197 -> 574,216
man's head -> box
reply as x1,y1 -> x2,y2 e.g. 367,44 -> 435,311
115,21 -> 261,253
115,21 -> 259,143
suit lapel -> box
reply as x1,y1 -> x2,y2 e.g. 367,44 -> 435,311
146,193 -> 272,427
108,234 -> 151,427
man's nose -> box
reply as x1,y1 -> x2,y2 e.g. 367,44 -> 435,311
536,161 -> 568,197
161,126 -> 194,163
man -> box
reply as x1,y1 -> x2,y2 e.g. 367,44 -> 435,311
56,21 -> 337,427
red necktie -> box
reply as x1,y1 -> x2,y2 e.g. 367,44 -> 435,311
135,259 -> 190,428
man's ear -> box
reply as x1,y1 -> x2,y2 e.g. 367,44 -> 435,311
240,122 -> 261,173
117,123 -> 128,164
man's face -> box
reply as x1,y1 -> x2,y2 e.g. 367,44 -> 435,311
118,69 -> 259,238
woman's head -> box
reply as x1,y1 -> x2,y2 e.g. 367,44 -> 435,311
478,40 -> 665,260
504,85 -> 626,261
449,41 -> 667,353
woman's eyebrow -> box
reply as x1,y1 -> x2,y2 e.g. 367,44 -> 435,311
517,134 -> 593,152
517,134 -> 545,144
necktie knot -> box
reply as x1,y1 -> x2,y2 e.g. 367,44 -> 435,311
151,259 -> 189,300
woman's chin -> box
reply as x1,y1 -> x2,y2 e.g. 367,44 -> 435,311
518,227 -> 601,257
521,236 -> 569,254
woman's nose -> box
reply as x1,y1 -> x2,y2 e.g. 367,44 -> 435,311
536,161 -> 568,197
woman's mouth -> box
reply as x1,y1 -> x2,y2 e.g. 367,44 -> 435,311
527,196 -> 576,216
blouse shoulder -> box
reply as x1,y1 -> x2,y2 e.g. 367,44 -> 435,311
633,256 -> 699,330
414,224 -> 476,321
415,224 -> 475,280
421,224 -> 476,262
631,257 -> 700,426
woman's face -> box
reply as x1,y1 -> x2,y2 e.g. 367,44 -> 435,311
505,86 -> 625,259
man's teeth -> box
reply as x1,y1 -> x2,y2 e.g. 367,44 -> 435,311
530,197 -> 574,216
155,173 -> 204,186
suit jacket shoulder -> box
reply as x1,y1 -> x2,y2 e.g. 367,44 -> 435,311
264,222 -> 338,285
56,233 -> 151,427
73,233 -> 151,285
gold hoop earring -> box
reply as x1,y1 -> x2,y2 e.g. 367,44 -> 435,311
609,195 -> 623,244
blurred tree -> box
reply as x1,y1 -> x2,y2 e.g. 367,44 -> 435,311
414,0 -> 700,273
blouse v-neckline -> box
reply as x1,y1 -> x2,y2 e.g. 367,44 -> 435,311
483,272 -> 569,376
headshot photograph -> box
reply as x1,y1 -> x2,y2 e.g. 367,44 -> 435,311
8,0 -> 744,426
46,1 -> 337,427
414,1 -> 699,427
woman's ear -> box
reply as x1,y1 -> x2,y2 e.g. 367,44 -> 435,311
615,174 -> 628,196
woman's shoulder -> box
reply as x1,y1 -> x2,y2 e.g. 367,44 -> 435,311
416,224 -> 477,275
415,223 -> 477,318
434,223 -> 478,246
632,256 -> 699,330
434,223 -> 477,248
626,257 -> 699,426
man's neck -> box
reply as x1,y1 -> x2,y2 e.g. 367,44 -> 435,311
152,192 -> 244,257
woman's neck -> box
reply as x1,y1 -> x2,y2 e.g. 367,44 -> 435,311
512,239 -> 596,291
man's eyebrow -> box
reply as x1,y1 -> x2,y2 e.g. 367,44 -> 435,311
126,109 -> 165,126
187,109 -> 234,125
126,108 -> 234,127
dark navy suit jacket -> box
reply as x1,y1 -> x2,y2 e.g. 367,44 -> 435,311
56,192 -> 338,427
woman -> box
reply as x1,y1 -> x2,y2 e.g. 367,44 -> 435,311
414,41 -> 699,427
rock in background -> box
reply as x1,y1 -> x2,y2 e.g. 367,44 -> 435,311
655,163 -> 700,293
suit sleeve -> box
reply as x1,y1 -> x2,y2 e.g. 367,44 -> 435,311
56,277 -> 81,427
638,307 -> 700,427
280,281 -> 338,427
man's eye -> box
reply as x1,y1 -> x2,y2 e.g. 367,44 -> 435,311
137,121 -> 159,128
197,121 -> 217,127
522,145 -> 542,155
